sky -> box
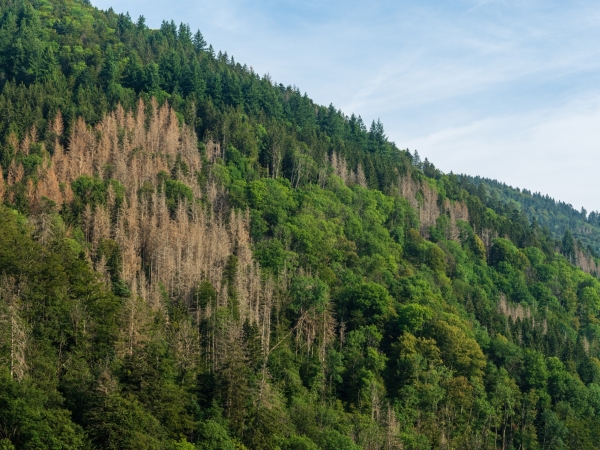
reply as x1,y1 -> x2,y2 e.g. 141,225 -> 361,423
93,0 -> 600,212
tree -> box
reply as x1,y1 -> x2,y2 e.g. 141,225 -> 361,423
431,321 -> 486,379
562,230 -> 576,263
2,0 -> 600,444
396,304 -> 432,334
99,44 -> 119,89
290,275 -> 329,314
338,282 -> 393,329
196,420 -> 236,450
0,368 -> 86,449
193,30 -> 207,51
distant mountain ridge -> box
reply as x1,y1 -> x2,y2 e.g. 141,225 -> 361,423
465,175 -> 600,255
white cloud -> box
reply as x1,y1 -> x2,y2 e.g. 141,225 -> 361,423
406,94 -> 600,210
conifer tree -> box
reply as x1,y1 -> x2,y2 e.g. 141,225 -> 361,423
193,30 -> 207,52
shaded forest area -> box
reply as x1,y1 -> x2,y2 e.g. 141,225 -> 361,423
2,0 -> 600,449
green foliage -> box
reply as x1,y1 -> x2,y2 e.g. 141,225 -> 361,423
196,420 -> 236,450
84,386 -> 166,449
0,368 -> 86,449
490,237 -> 529,269
2,0 -> 600,447
339,282 -> 393,329
72,175 -> 107,207
396,303 -> 433,334
277,435 -> 319,450
468,175 -> 600,256
289,275 -> 329,313
317,430 -> 361,450
158,171 -> 194,211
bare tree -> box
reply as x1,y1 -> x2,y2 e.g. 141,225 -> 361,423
116,295 -> 152,358
355,164 -> 368,188
419,182 -> 439,237
7,161 -> 24,186
4,100 -> 278,379
0,277 -> 29,381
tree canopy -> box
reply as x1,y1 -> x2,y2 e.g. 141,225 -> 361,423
1,0 -> 600,448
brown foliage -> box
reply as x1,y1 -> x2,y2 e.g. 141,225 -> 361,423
498,293 -> 531,322
575,249 -> 599,276
1,100 -> 274,369
7,161 -> 24,185
398,172 -> 468,241
35,166 -> 61,207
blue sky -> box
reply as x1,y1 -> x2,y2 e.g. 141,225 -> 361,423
94,0 -> 600,212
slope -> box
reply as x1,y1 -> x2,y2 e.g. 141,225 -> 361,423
1,0 -> 600,449
465,175 -> 600,257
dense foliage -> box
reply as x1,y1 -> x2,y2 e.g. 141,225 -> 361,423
466,176 -> 600,258
2,0 -> 600,449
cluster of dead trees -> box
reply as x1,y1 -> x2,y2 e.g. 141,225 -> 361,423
2,100 -> 275,374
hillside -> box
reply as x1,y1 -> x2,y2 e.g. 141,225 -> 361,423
2,0 -> 600,449
466,175 -> 600,257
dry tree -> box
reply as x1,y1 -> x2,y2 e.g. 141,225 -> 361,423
5,99 -> 281,374
0,277 -> 29,381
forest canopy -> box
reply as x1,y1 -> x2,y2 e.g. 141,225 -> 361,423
1,0 -> 600,449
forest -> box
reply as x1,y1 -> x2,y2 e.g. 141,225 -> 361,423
2,0 -> 600,448
465,175 -> 600,258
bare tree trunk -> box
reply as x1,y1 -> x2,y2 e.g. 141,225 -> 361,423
0,278 -> 28,381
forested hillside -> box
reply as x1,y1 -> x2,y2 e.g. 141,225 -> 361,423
466,175 -> 600,258
2,0 -> 600,449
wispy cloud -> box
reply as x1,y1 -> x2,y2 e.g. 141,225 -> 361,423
405,93 -> 600,210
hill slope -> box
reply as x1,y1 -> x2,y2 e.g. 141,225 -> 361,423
466,175 -> 600,256
2,0 -> 600,449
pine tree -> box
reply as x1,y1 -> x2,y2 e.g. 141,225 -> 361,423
99,44 -> 119,89
562,230 -> 576,263
193,30 -> 207,52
